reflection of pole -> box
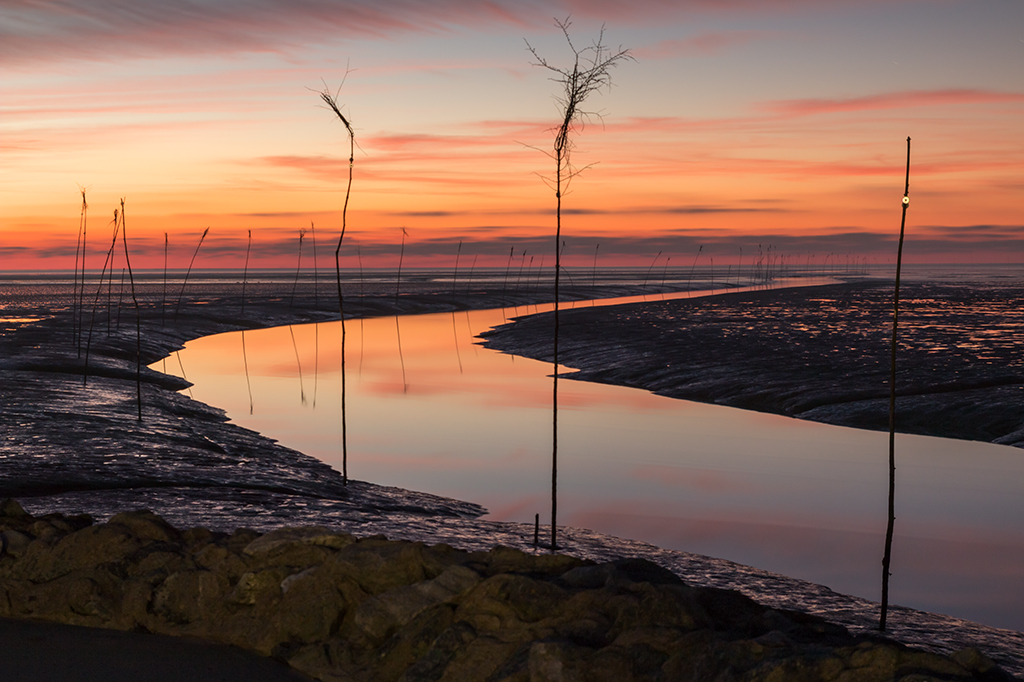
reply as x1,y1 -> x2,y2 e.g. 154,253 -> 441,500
881,136 -> 911,632
176,351 -> 193,399
242,330 -> 253,415
451,311 -> 463,374
313,322 -> 319,409
289,325 -> 306,406
395,315 -> 407,394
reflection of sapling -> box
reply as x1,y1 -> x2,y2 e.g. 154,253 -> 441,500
527,18 -> 632,550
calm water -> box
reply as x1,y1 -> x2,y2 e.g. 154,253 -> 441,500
157,278 -> 1024,631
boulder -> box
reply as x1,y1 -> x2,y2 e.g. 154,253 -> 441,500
0,501 -> 1014,682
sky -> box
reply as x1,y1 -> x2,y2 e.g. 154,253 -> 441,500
2,0 -> 1022,270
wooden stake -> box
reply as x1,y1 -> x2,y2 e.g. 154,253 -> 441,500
881,136 -> 911,632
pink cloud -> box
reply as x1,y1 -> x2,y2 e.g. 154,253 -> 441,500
762,89 -> 1024,117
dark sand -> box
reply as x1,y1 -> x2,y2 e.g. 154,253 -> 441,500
2,274 -> 1023,678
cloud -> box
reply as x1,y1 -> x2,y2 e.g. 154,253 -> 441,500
2,0 -> 919,66
762,89 -> 1024,117
633,31 -> 765,59
0,0 -> 533,65
385,204 -> 788,218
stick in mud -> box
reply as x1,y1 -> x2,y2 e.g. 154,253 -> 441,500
466,254 -> 477,297
291,227 -> 306,307
687,245 -> 703,296
162,233 -> 168,326
83,209 -> 121,386
73,188 -> 87,355
643,251 -> 662,289
241,230 -> 251,315
881,136 -> 911,632
118,198 -> 143,421
115,268 -> 125,330
501,246 -> 514,301
451,240 -> 462,304
310,221 -> 319,308
174,227 -> 209,322
515,250 -> 527,295
395,228 -> 408,304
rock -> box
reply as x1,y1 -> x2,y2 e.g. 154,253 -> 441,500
0,507 -> 1014,682
229,568 -> 291,605
109,510 -> 181,543
152,569 -> 230,626
352,564 -> 481,643
0,498 -> 31,520
193,542 -> 249,581
0,529 -> 32,558
11,523 -> 144,582
951,647 -> 1016,681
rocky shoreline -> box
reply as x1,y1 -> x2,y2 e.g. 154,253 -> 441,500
2,275 -> 1023,677
1,500 -> 1016,682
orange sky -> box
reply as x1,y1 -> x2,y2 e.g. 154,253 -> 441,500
2,0 -> 1022,270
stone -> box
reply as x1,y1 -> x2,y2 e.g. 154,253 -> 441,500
193,542 -> 249,580
456,573 -> 569,633
0,498 -> 30,519
242,526 -> 354,556
109,510 -> 181,543
0,512 -> 1014,682
228,568 -> 290,605
352,564 -> 481,643
152,569 -> 230,625
0,529 -> 32,558
11,523 -> 143,582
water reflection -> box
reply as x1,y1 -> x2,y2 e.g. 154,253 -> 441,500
155,285 -> 1024,630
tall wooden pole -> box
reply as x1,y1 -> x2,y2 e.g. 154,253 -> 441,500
881,136 -> 911,631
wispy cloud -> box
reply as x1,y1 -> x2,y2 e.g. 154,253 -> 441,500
386,204 -> 789,218
762,89 -> 1024,117
633,31 -> 765,59
2,0 -> 919,66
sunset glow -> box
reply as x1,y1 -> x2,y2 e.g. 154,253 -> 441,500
3,0 -> 1022,270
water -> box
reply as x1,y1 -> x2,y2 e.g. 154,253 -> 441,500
157,274 -> 1024,632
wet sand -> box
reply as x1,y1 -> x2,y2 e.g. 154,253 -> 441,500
2,274 -> 1023,676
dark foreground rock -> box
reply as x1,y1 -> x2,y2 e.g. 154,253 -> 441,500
1,501 -> 1014,682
